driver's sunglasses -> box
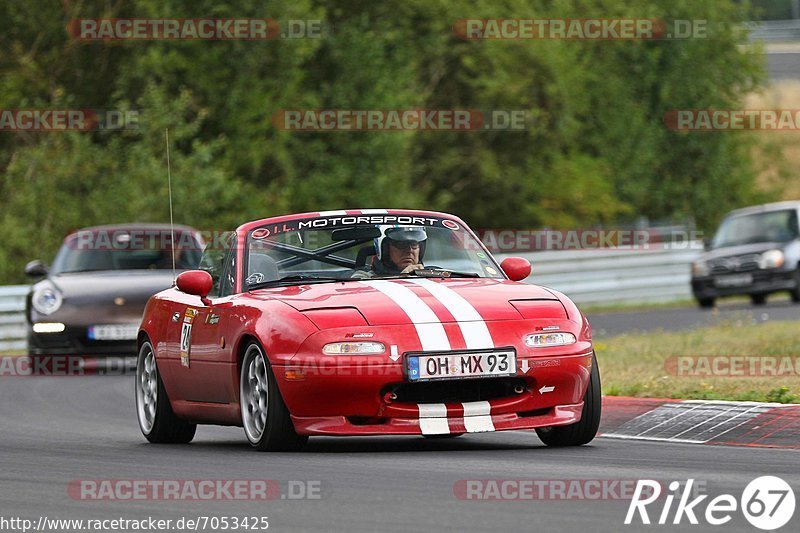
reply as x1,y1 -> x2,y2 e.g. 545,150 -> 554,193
390,241 -> 421,251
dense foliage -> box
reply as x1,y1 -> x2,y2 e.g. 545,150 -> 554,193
0,0 -> 767,283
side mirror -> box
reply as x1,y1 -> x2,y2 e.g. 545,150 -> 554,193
24,260 -> 48,277
500,257 -> 531,282
703,238 -> 712,251
176,270 -> 213,304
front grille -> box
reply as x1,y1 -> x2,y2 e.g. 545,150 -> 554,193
388,377 -> 526,404
710,254 -> 761,274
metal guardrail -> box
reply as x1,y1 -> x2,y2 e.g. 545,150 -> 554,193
0,246 -> 700,351
499,244 -> 702,306
747,19 -> 800,41
0,285 -> 28,351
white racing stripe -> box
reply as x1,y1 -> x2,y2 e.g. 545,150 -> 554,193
418,403 -> 450,435
360,209 -> 388,214
362,280 -> 450,351
407,278 -> 494,349
462,401 -> 495,433
318,210 -> 348,216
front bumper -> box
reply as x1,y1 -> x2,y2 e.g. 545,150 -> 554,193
691,269 -> 797,299
276,351 -> 594,436
27,326 -> 137,356
292,402 -> 584,436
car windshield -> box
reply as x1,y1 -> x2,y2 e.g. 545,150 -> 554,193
712,209 -> 799,248
245,215 -> 502,288
51,230 -> 203,274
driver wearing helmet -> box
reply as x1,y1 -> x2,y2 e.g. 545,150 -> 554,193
352,226 -> 427,277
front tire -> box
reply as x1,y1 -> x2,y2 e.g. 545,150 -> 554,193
750,293 -> 767,306
135,339 -> 196,444
697,297 -> 715,309
536,354 -> 601,447
790,268 -> 800,303
240,342 -> 307,452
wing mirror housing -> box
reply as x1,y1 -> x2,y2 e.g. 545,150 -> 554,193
24,260 -> 48,277
500,257 -> 532,282
176,270 -> 214,305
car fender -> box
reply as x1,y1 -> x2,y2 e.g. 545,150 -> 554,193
228,297 -> 319,401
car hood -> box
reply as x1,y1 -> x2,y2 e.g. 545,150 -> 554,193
253,278 -> 564,325
43,271 -> 176,308
701,242 -> 785,261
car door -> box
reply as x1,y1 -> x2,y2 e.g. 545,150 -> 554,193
176,233 -> 238,404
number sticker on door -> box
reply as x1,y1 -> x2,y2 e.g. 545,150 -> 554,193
180,308 -> 197,368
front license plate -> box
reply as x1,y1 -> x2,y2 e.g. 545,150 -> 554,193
407,350 -> 517,382
714,274 -> 753,288
88,324 -> 139,341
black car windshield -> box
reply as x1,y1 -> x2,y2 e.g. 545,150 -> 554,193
712,210 -> 799,248
51,230 -> 203,274
245,217 -> 502,288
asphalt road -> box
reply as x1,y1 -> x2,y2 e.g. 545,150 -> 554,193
766,49 -> 800,80
1,375 -> 798,533
587,298 -> 800,337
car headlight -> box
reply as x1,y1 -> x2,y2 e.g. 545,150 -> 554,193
691,260 -> 710,277
524,332 -> 576,347
322,342 -> 385,355
31,286 -> 63,315
758,249 -> 785,269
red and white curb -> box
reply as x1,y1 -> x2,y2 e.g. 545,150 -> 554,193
600,397 -> 800,449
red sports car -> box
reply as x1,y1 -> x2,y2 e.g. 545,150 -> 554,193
135,209 -> 600,451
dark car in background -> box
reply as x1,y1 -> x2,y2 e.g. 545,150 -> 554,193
25,224 -> 204,355
691,202 -> 800,308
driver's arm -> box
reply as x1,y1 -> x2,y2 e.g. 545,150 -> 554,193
351,269 -> 374,279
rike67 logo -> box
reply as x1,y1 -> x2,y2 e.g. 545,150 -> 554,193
625,477 -> 795,530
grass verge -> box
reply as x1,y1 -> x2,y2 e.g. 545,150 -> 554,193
596,320 -> 800,403
581,299 -> 697,315
582,294 -> 790,315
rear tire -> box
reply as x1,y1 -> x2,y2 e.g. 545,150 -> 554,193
240,342 -> 307,452
790,269 -> 800,303
135,340 -> 196,444
750,294 -> 767,306
536,354 -> 601,447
